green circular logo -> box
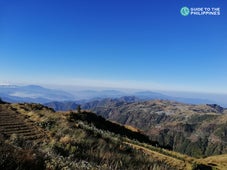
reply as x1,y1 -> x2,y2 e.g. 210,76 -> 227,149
180,7 -> 190,16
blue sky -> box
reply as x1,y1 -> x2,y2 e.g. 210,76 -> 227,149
0,0 -> 227,93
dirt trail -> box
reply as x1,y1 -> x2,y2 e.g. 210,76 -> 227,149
124,142 -> 192,170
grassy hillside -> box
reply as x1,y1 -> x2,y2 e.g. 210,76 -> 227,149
0,103 -> 223,170
80,99 -> 227,157
1,102 -> 226,169
0,102 -> 178,170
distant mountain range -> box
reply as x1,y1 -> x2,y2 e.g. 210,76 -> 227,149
0,84 -> 224,107
0,85 -> 75,103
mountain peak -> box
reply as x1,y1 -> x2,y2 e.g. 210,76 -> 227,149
23,85 -> 45,90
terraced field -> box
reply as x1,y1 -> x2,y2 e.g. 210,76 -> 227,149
0,104 -> 45,141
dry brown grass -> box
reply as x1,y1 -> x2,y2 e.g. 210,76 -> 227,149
124,141 -> 227,170
124,142 -> 189,170
199,154 -> 227,170
59,135 -> 72,144
3,102 -> 227,170
124,124 -> 140,132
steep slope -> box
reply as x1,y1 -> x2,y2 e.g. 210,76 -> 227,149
2,102 -> 224,169
81,99 -> 227,157
0,102 -> 183,170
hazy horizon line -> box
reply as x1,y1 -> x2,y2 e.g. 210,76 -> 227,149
1,81 -> 227,96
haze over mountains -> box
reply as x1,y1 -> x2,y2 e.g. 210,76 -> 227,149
0,85 -> 74,103
0,84 -> 226,107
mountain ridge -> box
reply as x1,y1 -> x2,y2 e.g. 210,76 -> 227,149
75,99 -> 227,157
1,84 -> 223,106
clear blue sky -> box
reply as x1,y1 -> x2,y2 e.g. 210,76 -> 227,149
0,0 -> 227,93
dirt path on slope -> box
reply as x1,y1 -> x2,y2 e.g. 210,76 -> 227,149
124,142 -> 192,170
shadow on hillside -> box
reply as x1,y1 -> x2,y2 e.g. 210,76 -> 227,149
69,111 -> 172,150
